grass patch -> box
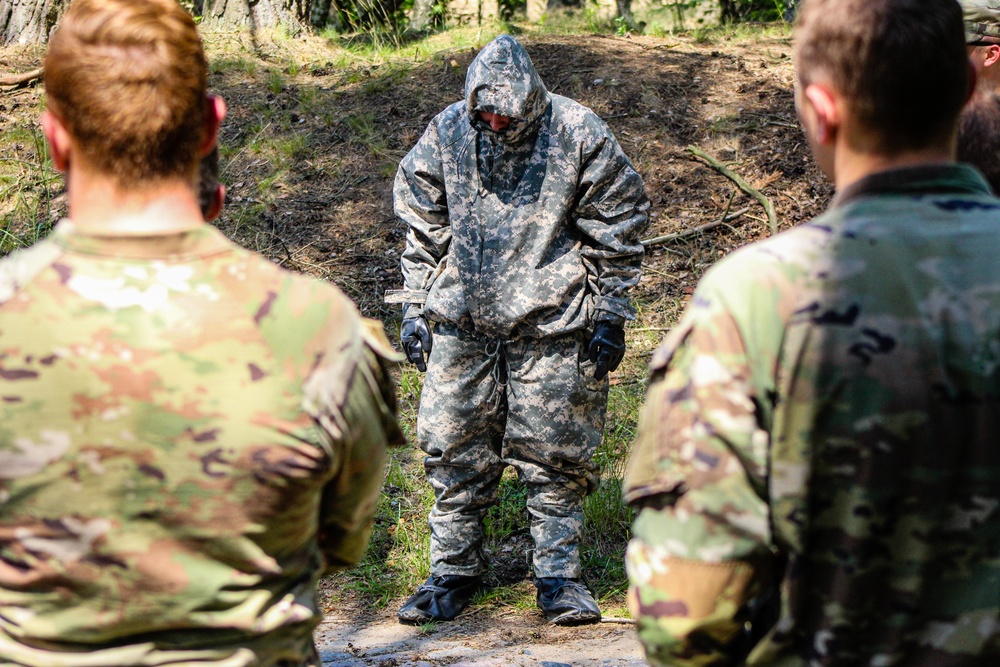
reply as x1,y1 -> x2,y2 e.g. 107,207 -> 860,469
0,119 -> 61,254
266,68 -> 286,95
209,55 -> 259,76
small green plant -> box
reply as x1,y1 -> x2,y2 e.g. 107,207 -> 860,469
584,5 -> 604,34
614,15 -> 629,36
266,69 -> 285,95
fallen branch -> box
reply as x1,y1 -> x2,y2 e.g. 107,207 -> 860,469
686,145 -> 778,235
0,67 -> 43,87
641,207 -> 750,247
600,617 -> 636,625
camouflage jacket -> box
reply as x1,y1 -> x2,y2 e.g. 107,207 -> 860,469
395,34 -> 649,339
625,165 -> 1000,666
0,221 -> 403,666
963,0 -> 1000,42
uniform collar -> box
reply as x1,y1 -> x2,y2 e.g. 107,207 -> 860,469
830,163 -> 994,209
50,219 -> 235,260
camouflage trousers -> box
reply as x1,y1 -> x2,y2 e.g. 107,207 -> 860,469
418,323 -> 608,578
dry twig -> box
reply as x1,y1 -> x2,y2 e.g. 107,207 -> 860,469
686,145 -> 778,235
0,67 -> 43,88
641,207 -> 750,247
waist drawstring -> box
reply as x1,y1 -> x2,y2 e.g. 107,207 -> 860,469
485,339 -> 510,405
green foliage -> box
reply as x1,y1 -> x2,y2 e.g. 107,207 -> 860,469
0,117 -> 60,256
209,56 -> 258,76
266,68 -> 286,95
728,0 -> 793,22
613,15 -> 630,36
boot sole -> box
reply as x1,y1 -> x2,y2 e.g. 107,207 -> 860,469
547,609 -> 602,626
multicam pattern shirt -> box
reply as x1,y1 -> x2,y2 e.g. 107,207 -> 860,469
395,34 -> 649,339
0,221 -> 402,666
625,165 -> 1000,666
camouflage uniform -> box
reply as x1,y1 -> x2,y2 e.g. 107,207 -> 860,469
395,35 -> 649,578
625,165 -> 1000,666
0,221 -> 403,666
962,0 -> 1000,43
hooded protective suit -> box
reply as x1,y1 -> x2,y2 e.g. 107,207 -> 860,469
394,35 -> 649,580
396,34 -> 649,339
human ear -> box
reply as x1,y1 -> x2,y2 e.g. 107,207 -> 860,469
205,184 -> 225,221
199,95 -> 227,157
983,44 -> 1000,68
803,84 -> 840,145
40,110 -> 72,173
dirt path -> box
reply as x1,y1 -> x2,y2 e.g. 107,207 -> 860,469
316,609 -> 645,667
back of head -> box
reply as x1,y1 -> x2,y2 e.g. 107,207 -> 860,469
44,0 -> 208,188
795,0 -> 969,154
958,92 -> 1000,193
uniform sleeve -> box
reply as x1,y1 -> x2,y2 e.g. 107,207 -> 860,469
623,284 -> 778,666
572,123 -> 650,323
395,121 -> 451,320
312,319 -> 404,573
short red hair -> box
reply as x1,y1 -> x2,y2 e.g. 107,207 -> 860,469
44,0 -> 208,186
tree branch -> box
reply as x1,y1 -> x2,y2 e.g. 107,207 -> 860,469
686,145 -> 778,235
0,67 -> 44,87
641,207 -> 750,247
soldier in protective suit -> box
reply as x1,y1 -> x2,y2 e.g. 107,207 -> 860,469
393,34 -> 650,625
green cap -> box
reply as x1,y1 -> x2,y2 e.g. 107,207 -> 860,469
963,0 -> 1000,43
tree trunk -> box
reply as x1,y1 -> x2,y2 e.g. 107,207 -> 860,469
408,0 -> 436,32
198,0 -> 309,33
1,0 -> 66,46
615,0 -> 634,28
309,0 -> 346,29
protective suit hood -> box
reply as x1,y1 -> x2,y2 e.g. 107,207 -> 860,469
465,35 -> 549,144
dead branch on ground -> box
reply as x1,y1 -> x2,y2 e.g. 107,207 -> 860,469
686,145 -> 778,235
641,207 -> 750,247
1,68 -> 43,88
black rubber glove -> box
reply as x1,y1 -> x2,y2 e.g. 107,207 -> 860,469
587,321 -> 625,381
401,316 -> 433,372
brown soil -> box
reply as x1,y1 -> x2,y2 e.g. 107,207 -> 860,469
316,584 -> 645,666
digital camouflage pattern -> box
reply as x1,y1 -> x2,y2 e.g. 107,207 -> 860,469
394,34 -> 648,582
962,0 -> 1000,41
395,34 -> 649,337
625,165 -> 1000,666
420,324 -> 606,577
0,221 -> 403,666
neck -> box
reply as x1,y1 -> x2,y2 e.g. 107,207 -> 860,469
833,143 -> 955,193
66,165 -> 204,234
979,68 -> 1000,95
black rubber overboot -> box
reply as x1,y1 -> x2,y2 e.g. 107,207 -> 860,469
534,577 -> 602,626
397,574 -> 483,624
